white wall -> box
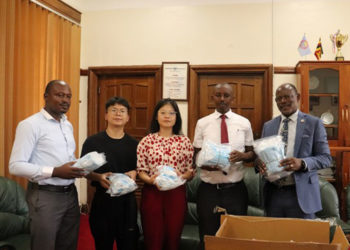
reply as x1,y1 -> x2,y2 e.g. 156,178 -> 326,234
76,0 -> 350,204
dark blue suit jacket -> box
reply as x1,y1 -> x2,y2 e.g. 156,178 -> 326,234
262,111 -> 332,214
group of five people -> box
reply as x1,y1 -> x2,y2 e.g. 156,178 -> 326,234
9,79 -> 331,250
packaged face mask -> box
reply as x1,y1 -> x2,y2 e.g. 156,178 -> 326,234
73,151 -> 107,174
253,135 -> 291,181
106,173 -> 138,197
154,165 -> 186,191
196,140 -> 231,173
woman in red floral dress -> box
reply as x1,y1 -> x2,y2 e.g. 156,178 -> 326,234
137,98 -> 194,250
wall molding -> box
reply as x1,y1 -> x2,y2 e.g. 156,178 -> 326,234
273,66 -> 296,74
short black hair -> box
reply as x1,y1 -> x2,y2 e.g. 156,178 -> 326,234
105,96 -> 130,112
149,98 -> 182,135
44,80 -> 66,95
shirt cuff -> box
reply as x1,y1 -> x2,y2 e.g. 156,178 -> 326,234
43,167 -> 54,178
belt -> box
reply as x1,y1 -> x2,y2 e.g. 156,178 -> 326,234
207,180 -> 243,190
30,182 -> 75,193
271,183 -> 295,190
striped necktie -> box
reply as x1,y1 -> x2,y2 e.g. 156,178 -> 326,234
280,118 -> 290,155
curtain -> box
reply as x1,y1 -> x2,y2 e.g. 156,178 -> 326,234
0,0 -> 81,188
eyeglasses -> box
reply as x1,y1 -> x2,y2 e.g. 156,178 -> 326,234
158,111 -> 177,116
110,108 -> 127,114
275,94 -> 295,102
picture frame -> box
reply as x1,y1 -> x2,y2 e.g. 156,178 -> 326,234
162,62 -> 189,100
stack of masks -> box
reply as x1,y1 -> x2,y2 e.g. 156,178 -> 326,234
196,140 -> 231,173
154,165 -> 185,191
73,151 -> 107,174
106,173 -> 138,196
253,135 -> 290,181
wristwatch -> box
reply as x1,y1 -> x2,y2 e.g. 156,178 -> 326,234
300,160 -> 308,172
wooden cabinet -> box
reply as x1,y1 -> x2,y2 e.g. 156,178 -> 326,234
296,61 -> 350,219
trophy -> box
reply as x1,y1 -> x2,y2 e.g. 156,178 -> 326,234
330,29 -> 348,61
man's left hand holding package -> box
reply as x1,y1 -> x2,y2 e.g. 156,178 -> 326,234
73,151 -> 106,174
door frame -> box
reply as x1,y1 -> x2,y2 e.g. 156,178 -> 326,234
188,64 -> 273,140
87,65 -> 162,137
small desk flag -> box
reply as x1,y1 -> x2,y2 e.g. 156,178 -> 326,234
298,34 -> 312,56
314,38 -> 323,60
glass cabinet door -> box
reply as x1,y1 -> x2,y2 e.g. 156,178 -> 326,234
308,68 -> 339,140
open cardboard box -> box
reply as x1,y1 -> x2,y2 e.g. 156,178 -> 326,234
205,215 -> 350,250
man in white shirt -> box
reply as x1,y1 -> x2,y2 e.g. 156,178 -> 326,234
193,83 -> 255,250
9,80 -> 85,250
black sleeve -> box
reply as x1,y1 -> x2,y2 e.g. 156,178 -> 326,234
80,137 -> 96,158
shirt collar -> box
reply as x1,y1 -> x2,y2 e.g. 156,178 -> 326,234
281,109 -> 299,123
40,108 -> 67,122
214,109 -> 234,119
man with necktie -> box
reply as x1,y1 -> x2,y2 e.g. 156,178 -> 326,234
257,83 -> 331,219
193,83 -> 255,250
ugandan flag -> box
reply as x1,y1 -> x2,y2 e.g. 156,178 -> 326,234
314,38 -> 323,60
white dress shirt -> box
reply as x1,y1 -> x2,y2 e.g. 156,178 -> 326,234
193,110 -> 254,184
9,109 -> 76,185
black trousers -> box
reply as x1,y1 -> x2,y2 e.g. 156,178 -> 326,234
265,182 -> 315,219
196,180 -> 248,250
89,190 -> 139,250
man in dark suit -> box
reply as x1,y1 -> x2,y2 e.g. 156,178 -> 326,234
257,83 -> 332,219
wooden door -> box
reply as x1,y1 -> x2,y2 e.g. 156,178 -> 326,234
98,76 -> 156,141
198,74 -> 264,139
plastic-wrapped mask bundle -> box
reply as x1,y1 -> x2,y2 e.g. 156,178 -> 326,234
196,140 -> 231,173
73,151 -> 107,174
106,173 -> 138,197
154,165 -> 186,191
253,135 -> 291,181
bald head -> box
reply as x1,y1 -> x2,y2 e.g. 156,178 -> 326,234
215,83 -> 232,92
44,80 -> 69,96
275,83 -> 298,96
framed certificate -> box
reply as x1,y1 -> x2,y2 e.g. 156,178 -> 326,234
162,62 -> 189,100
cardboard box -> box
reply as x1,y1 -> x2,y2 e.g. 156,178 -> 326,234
205,215 -> 350,250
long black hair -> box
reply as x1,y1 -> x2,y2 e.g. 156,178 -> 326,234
149,98 -> 182,135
